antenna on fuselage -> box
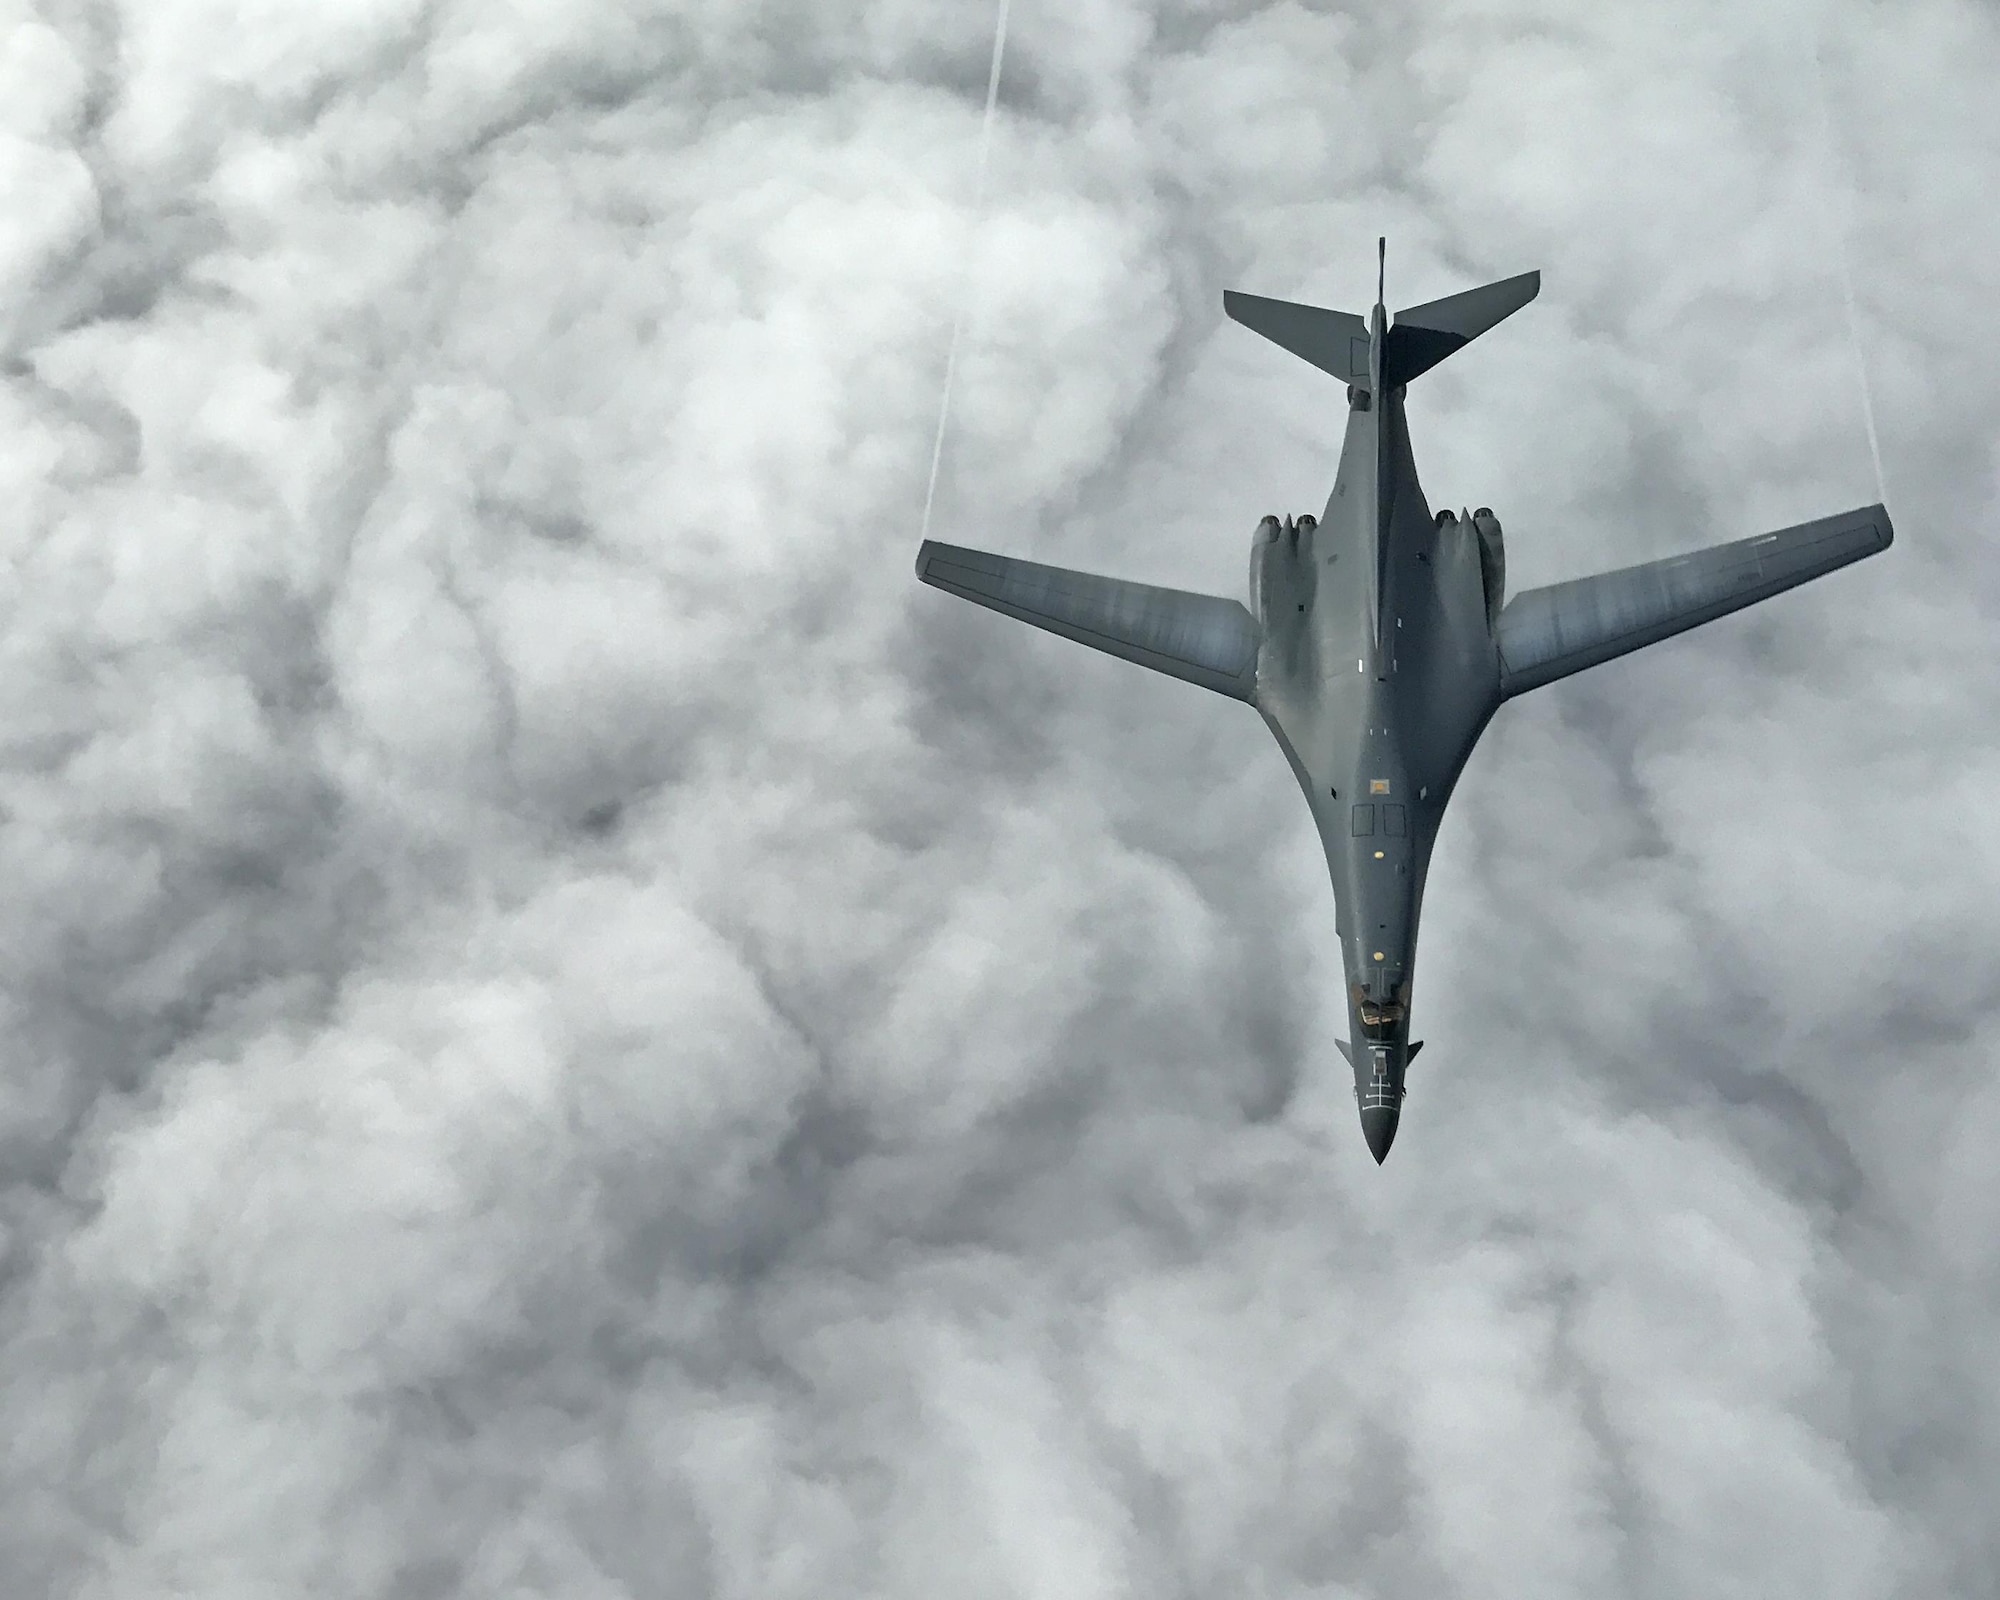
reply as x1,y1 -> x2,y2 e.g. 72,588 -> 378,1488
1377,236 -> 1386,313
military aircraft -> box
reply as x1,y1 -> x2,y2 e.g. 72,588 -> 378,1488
914,242 -> 1892,1162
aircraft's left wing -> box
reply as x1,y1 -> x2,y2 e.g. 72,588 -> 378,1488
1496,503 -> 1892,698
915,540 -> 1261,702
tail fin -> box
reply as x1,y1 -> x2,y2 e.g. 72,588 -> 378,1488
1383,270 -> 1540,385
1221,291 -> 1370,384
1224,267 -> 1539,389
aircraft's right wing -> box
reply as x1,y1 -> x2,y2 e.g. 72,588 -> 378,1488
915,540 -> 1261,703
1496,503 -> 1893,698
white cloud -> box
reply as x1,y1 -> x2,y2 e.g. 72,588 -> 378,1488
0,0 -> 1995,1593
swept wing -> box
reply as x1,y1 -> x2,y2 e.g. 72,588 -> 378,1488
1496,503 -> 1892,698
915,540 -> 1261,703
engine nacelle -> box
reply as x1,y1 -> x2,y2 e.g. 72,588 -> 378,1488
1250,514 -> 1281,622
1471,507 -> 1505,628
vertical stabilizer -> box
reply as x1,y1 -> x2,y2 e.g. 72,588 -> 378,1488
1369,239 -> 1390,654
1368,236 -> 1387,394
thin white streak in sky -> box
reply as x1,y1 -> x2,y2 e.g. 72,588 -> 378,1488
918,0 -> 1012,546
1812,27 -> 1889,506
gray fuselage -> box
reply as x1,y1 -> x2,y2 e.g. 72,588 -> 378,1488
1250,369 -> 1502,1161
915,256 -> 1893,1165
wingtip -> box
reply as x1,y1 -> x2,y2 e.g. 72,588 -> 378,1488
1845,503 -> 1894,553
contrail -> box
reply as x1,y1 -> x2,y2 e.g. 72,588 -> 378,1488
1811,29 -> 1889,506
918,0 -> 1012,545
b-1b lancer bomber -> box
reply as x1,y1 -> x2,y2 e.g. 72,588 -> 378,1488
914,242 -> 1892,1162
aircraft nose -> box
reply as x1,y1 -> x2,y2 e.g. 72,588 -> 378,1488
1360,1104 -> 1399,1164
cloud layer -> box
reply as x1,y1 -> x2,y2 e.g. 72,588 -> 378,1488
1,0 -> 1997,1594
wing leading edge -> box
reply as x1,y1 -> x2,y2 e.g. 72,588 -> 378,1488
1496,503 -> 1893,698
915,540 -> 1261,702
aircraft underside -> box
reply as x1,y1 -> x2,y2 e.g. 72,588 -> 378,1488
916,249 -> 1893,1161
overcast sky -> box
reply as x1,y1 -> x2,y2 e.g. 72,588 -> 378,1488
1,0 -> 1997,1594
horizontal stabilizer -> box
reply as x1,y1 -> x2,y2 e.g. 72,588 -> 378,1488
1497,502 -> 1893,697
1383,270 -> 1540,386
1223,291 -> 1370,384
916,541 -> 1261,702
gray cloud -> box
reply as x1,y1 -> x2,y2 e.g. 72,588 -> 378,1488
0,0 -> 1994,1593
